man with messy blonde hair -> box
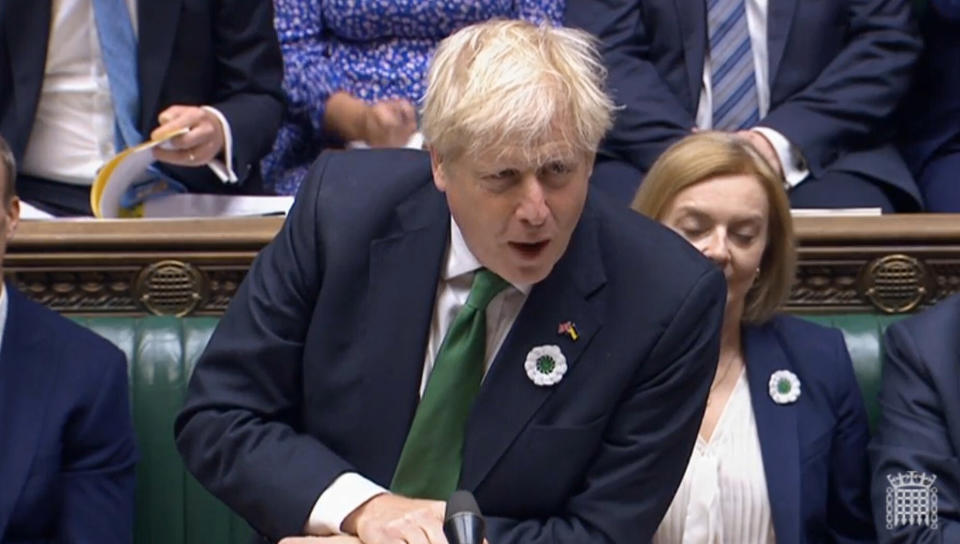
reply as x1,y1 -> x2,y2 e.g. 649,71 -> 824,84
177,20 -> 725,544
422,20 -> 614,162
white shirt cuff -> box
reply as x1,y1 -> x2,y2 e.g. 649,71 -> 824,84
752,126 -> 809,188
200,106 -> 239,184
305,473 -> 388,535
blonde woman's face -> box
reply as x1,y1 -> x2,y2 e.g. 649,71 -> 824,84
661,174 -> 769,315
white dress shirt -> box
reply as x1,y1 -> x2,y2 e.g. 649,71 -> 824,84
694,0 -> 810,188
305,218 -> 531,535
21,0 -> 237,186
0,284 -> 7,356
653,370 -> 776,544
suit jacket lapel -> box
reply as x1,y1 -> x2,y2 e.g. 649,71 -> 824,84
744,324 -> 800,544
460,207 -> 606,491
0,287 -> 57,537
360,186 -> 451,484
767,0 -> 797,92
3,0 -> 52,158
137,0 -> 182,130
674,0 -> 707,109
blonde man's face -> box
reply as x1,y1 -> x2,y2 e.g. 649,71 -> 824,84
430,137 -> 592,286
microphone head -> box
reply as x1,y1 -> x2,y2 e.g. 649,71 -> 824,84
445,490 -> 481,522
443,490 -> 485,544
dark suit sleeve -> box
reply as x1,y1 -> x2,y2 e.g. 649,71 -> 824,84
209,0 -> 284,183
758,0 -> 921,177
485,267 -> 726,543
825,330 -> 876,543
59,344 -> 137,544
931,0 -> 960,21
175,155 -> 357,540
565,0 -> 693,172
869,322 -> 960,542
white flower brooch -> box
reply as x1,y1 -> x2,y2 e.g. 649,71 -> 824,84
524,345 -> 567,387
768,369 -> 801,404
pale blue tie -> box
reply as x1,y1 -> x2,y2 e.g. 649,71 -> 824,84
708,0 -> 760,131
93,0 -> 188,209
92,0 -> 142,150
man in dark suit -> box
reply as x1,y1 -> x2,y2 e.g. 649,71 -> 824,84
0,135 -> 137,541
0,0 -> 284,215
899,0 -> 960,211
870,295 -> 960,541
176,20 -> 726,543
565,0 -> 923,211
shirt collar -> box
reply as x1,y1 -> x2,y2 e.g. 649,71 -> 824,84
446,219 -> 531,295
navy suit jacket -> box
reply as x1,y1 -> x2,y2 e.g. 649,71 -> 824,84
565,0 -> 923,205
743,315 -> 874,544
899,1 -> 960,177
869,294 -> 960,542
175,149 -> 727,543
0,0 -> 284,193
0,285 -> 137,543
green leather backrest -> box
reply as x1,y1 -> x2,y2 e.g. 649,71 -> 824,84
72,317 -> 253,544
68,312 -> 908,543
800,313 -> 906,429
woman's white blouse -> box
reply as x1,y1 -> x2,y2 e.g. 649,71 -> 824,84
652,370 -> 777,544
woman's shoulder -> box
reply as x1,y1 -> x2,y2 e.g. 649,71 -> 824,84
762,313 -> 845,345
748,314 -> 854,390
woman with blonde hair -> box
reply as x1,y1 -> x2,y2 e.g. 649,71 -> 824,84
633,132 -> 874,543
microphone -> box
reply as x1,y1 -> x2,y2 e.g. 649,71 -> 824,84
443,490 -> 485,544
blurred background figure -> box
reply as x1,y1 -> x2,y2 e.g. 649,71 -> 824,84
261,0 -> 562,196
898,0 -> 960,211
869,292 -> 960,541
567,0 -> 922,211
0,134 -> 137,542
633,132 -> 875,543
0,0 -> 284,216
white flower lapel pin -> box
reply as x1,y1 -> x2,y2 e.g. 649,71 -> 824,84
768,370 -> 801,404
525,345 -> 567,387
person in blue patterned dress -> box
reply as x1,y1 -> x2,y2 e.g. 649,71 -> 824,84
262,0 -> 563,195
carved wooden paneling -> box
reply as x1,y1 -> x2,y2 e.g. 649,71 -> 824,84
6,215 -> 960,316
5,218 -> 280,316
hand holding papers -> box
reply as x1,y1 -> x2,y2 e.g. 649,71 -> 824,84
90,128 -> 293,219
90,128 -> 189,218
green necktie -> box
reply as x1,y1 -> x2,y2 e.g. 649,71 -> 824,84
390,268 -> 510,499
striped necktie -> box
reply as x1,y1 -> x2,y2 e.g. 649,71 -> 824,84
708,0 -> 760,130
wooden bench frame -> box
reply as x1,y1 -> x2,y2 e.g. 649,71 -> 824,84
6,214 -> 959,316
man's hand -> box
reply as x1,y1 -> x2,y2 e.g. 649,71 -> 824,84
343,494 -> 447,544
280,538 -> 362,543
280,537 -> 362,543
735,130 -> 784,177
151,105 -> 226,167
361,99 -> 418,148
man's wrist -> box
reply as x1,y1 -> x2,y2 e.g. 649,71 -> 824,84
341,492 -> 387,535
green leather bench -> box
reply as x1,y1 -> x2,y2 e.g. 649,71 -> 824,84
72,312 -> 906,544
75,317 -> 255,544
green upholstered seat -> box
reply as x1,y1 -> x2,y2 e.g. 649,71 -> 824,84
72,317 -> 253,544
800,313 -> 905,429
68,312 -> 905,543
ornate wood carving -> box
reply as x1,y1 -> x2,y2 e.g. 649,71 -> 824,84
7,215 -> 960,316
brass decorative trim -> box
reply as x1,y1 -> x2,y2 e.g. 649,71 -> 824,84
860,255 -> 929,314
134,260 -> 206,317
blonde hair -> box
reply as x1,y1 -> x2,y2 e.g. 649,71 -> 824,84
632,132 -> 795,324
421,19 -> 615,162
